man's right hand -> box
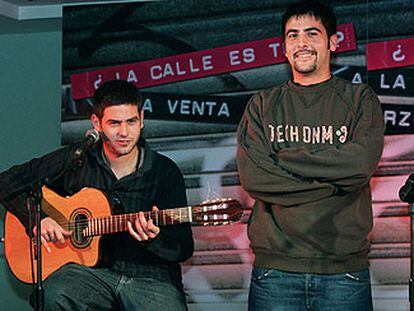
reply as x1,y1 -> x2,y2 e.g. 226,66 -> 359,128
33,217 -> 72,253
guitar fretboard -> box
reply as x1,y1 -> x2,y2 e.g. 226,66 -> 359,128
81,207 -> 192,237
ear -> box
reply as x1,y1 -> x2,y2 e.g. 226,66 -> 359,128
91,114 -> 101,131
329,34 -> 338,52
140,110 -> 144,129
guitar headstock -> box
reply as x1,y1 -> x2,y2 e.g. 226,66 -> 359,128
191,198 -> 243,226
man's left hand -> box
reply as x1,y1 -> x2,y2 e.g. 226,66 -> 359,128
127,206 -> 160,242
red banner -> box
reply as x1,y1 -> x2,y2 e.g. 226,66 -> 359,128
71,23 -> 356,99
366,37 -> 414,71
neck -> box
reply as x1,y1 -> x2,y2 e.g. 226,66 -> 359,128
103,146 -> 139,179
292,66 -> 331,86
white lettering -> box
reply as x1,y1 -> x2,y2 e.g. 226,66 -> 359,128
175,62 -> 186,75
380,74 -> 390,89
150,65 -> 162,80
189,59 -> 200,73
168,99 -> 179,113
217,103 -> 230,117
303,126 -> 311,143
229,50 -> 240,66
269,124 -> 275,143
399,111 -> 411,126
290,125 -> 299,142
393,74 -> 406,89
352,72 -> 363,84
192,100 -> 204,115
202,55 -> 213,70
312,127 -> 320,144
180,100 -> 191,114
205,101 -> 217,115
276,125 -> 284,143
243,48 -> 255,63
127,70 -> 138,82
163,63 -> 174,77
268,43 -> 281,58
384,110 -> 396,126
321,126 -> 333,144
142,99 -> 153,113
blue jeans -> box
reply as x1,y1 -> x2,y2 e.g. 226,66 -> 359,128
249,267 -> 373,311
40,263 -> 187,311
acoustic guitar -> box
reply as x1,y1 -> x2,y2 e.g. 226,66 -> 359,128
4,186 -> 243,283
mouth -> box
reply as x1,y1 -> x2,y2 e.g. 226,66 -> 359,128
293,50 -> 316,60
116,140 -> 131,146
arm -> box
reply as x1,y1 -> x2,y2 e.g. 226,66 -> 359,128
237,93 -> 336,207
277,86 -> 384,192
144,162 -> 194,263
0,147 -> 70,228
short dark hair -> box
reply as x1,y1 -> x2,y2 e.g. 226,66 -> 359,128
92,80 -> 142,119
282,0 -> 337,39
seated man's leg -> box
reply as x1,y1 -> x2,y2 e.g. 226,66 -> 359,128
42,263 -> 118,311
117,277 -> 187,311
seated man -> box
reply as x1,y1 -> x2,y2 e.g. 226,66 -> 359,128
0,80 -> 194,310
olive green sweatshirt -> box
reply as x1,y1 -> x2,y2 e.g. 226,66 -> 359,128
237,76 -> 384,274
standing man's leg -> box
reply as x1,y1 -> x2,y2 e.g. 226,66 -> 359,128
249,267 -> 307,311
314,268 -> 373,311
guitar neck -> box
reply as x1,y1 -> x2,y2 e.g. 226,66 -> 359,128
81,206 -> 192,237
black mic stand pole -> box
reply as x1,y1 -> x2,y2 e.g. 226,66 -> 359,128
28,183 -> 44,311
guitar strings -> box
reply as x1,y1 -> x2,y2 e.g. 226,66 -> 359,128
54,205 -> 238,233
56,208 -> 192,232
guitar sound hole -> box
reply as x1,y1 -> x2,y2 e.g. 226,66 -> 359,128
70,209 -> 93,249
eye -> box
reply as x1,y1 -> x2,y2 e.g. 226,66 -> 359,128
128,119 -> 139,125
308,31 -> 319,37
287,33 -> 297,39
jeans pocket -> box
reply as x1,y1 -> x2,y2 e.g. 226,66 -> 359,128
344,269 -> 371,283
251,266 -> 272,282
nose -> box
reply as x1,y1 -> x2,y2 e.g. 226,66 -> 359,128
297,33 -> 309,47
119,123 -> 128,136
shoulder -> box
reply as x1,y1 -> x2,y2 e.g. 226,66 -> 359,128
331,77 -> 380,114
332,76 -> 378,99
245,83 -> 288,114
255,83 -> 287,102
148,149 -> 183,176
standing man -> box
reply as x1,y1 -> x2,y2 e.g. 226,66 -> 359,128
237,1 -> 384,310
0,80 -> 193,310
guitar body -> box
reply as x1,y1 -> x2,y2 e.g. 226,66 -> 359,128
4,187 -> 111,283
4,186 -> 242,283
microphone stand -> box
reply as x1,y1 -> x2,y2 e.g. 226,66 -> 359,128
28,182 -> 44,311
399,175 -> 414,310
26,150 -> 87,311
24,132 -> 97,310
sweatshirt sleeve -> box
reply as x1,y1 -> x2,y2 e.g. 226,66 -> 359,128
237,93 -> 336,207
145,161 -> 194,263
276,86 -> 384,193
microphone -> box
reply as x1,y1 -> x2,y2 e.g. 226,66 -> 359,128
399,174 -> 414,203
73,129 -> 100,161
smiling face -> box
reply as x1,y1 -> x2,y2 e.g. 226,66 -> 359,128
91,104 -> 143,159
284,14 -> 337,85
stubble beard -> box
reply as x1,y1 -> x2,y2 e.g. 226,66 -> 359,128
293,54 -> 317,74
292,49 -> 318,74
